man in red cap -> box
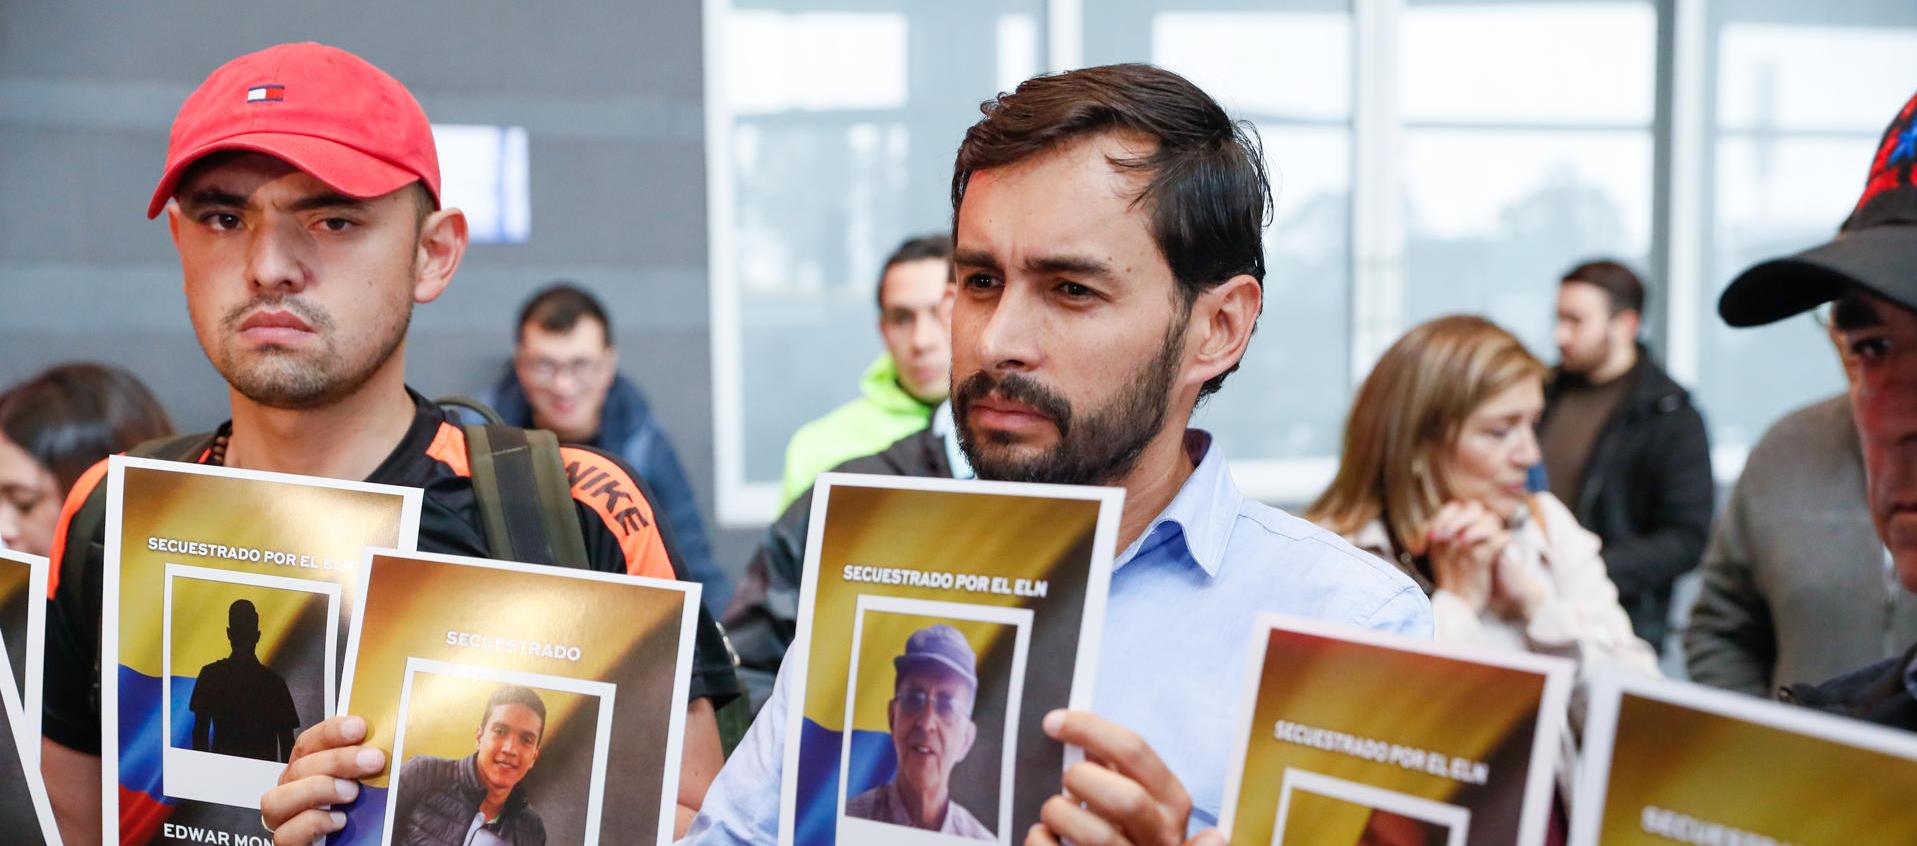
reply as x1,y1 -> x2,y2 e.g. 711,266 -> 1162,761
39,43 -> 736,845
1718,90 -> 1917,731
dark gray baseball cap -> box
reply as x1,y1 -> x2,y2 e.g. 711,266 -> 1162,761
894,624 -> 978,689
1719,91 -> 1917,327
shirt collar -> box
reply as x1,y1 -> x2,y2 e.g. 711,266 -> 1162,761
1904,645 -> 1917,702
1114,430 -> 1238,579
931,401 -> 975,480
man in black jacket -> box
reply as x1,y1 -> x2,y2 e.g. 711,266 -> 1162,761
723,409 -> 964,710
1718,89 -> 1917,731
1540,260 -> 1714,651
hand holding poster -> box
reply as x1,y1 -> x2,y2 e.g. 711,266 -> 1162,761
0,549 -> 48,745
1571,670 -> 1917,845
0,637 -> 62,845
780,473 -> 1122,846
1219,615 -> 1574,846
334,548 -> 703,846
103,456 -> 424,846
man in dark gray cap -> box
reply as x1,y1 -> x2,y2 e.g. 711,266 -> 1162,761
1717,89 -> 1917,731
845,624 -> 992,838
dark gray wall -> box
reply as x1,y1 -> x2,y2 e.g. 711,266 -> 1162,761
0,3 -> 762,578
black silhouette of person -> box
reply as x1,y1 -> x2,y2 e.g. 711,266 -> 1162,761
188,599 -> 300,762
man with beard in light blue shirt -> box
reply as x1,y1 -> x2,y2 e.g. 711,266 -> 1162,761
685,63 -> 1432,845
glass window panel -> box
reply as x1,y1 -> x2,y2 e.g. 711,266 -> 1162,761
1150,12 -> 1353,120
721,4 -> 1045,489
997,14 -> 1039,96
1697,137 -> 1877,450
1194,125 -> 1353,461
1697,6 -> 1917,457
725,11 -> 909,114
1403,130 -> 1653,357
432,124 -> 530,244
1401,2 -> 1656,125
1717,24 -> 1917,132
1122,2 -> 1356,466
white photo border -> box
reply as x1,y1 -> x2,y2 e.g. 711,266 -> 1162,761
0,636 -> 62,845
100,455 -> 422,843
381,658 -> 617,846
160,563 -> 340,808
1569,667 -> 1917,846
0,549 -> 49,753
835,595 -> 1033,846
338,546 -> 702,846
1217,612 -> 1574,845
778,472 -> 1124,845
1274,769 -> 1469,846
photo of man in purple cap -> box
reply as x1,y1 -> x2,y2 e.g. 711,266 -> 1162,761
845,624 -> 993,839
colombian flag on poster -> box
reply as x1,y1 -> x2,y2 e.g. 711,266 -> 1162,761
781,474 -> 1122,846
104,457 -> 420,846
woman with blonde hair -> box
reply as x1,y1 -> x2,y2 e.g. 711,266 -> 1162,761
1308,315 -> 1655,836
1309,314 -> 1655,668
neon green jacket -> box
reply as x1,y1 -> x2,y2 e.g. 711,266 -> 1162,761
780,354 -> 936,508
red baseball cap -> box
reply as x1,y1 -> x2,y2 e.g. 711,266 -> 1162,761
146,42 -> 440,219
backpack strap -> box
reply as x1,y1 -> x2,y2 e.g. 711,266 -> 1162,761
128,432 -> 221,462
436,394 -> 506,427
463,424 -> 591,569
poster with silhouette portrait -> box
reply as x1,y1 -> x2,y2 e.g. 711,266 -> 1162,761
0,637 -> 61,845
102,456 -> 422,846
335,548 -> 701,846
0,549 -> 48,745
1570,669 -> 1917,845
161,565 -> 335,807
781,473 -> 1123,846
1218,615 -> 1573,846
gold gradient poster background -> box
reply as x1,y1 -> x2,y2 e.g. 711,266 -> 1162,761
1227,626 -> 1558,846
786,477 -> 1118,846
1586,689 -> 1917,844
340,551 -> 693,845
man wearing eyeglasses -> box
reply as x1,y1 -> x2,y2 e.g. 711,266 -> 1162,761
846,624 -> 993,839
484,283 -> 730,611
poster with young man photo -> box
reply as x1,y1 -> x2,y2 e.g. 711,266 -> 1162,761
335,548 -> 702,846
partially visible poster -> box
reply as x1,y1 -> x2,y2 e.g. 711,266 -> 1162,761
103,456 -> 423,846
779,473 -> 1123,846
0,549 -> 48,744
1571,669 -> 1917,845
334,548 -> 703,846
1219,615 -> 1574,846
0,637 -> 62,845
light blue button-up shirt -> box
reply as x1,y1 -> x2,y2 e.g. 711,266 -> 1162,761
684,431 -> 1433,843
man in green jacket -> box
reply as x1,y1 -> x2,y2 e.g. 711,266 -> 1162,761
780,234 -> 953,507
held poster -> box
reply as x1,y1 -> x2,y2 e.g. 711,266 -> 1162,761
335,549 -> 703,846
103,456 -> 423,846
1219,615 -> 1574,846
1571,670 -> 1917,845
0,637 -> 62,845
0,549 -> 48,744
779,473 -> 1123,846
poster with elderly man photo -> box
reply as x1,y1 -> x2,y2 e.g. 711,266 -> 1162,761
780,473 -> 1123,846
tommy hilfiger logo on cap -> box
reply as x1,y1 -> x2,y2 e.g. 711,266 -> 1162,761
245,84 -> 285,103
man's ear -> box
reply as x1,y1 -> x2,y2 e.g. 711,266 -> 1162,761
1616,308 -> 1642,341
414,208 -> 468,305
1186,274 -> 1263,391
954,716 -> 978,759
